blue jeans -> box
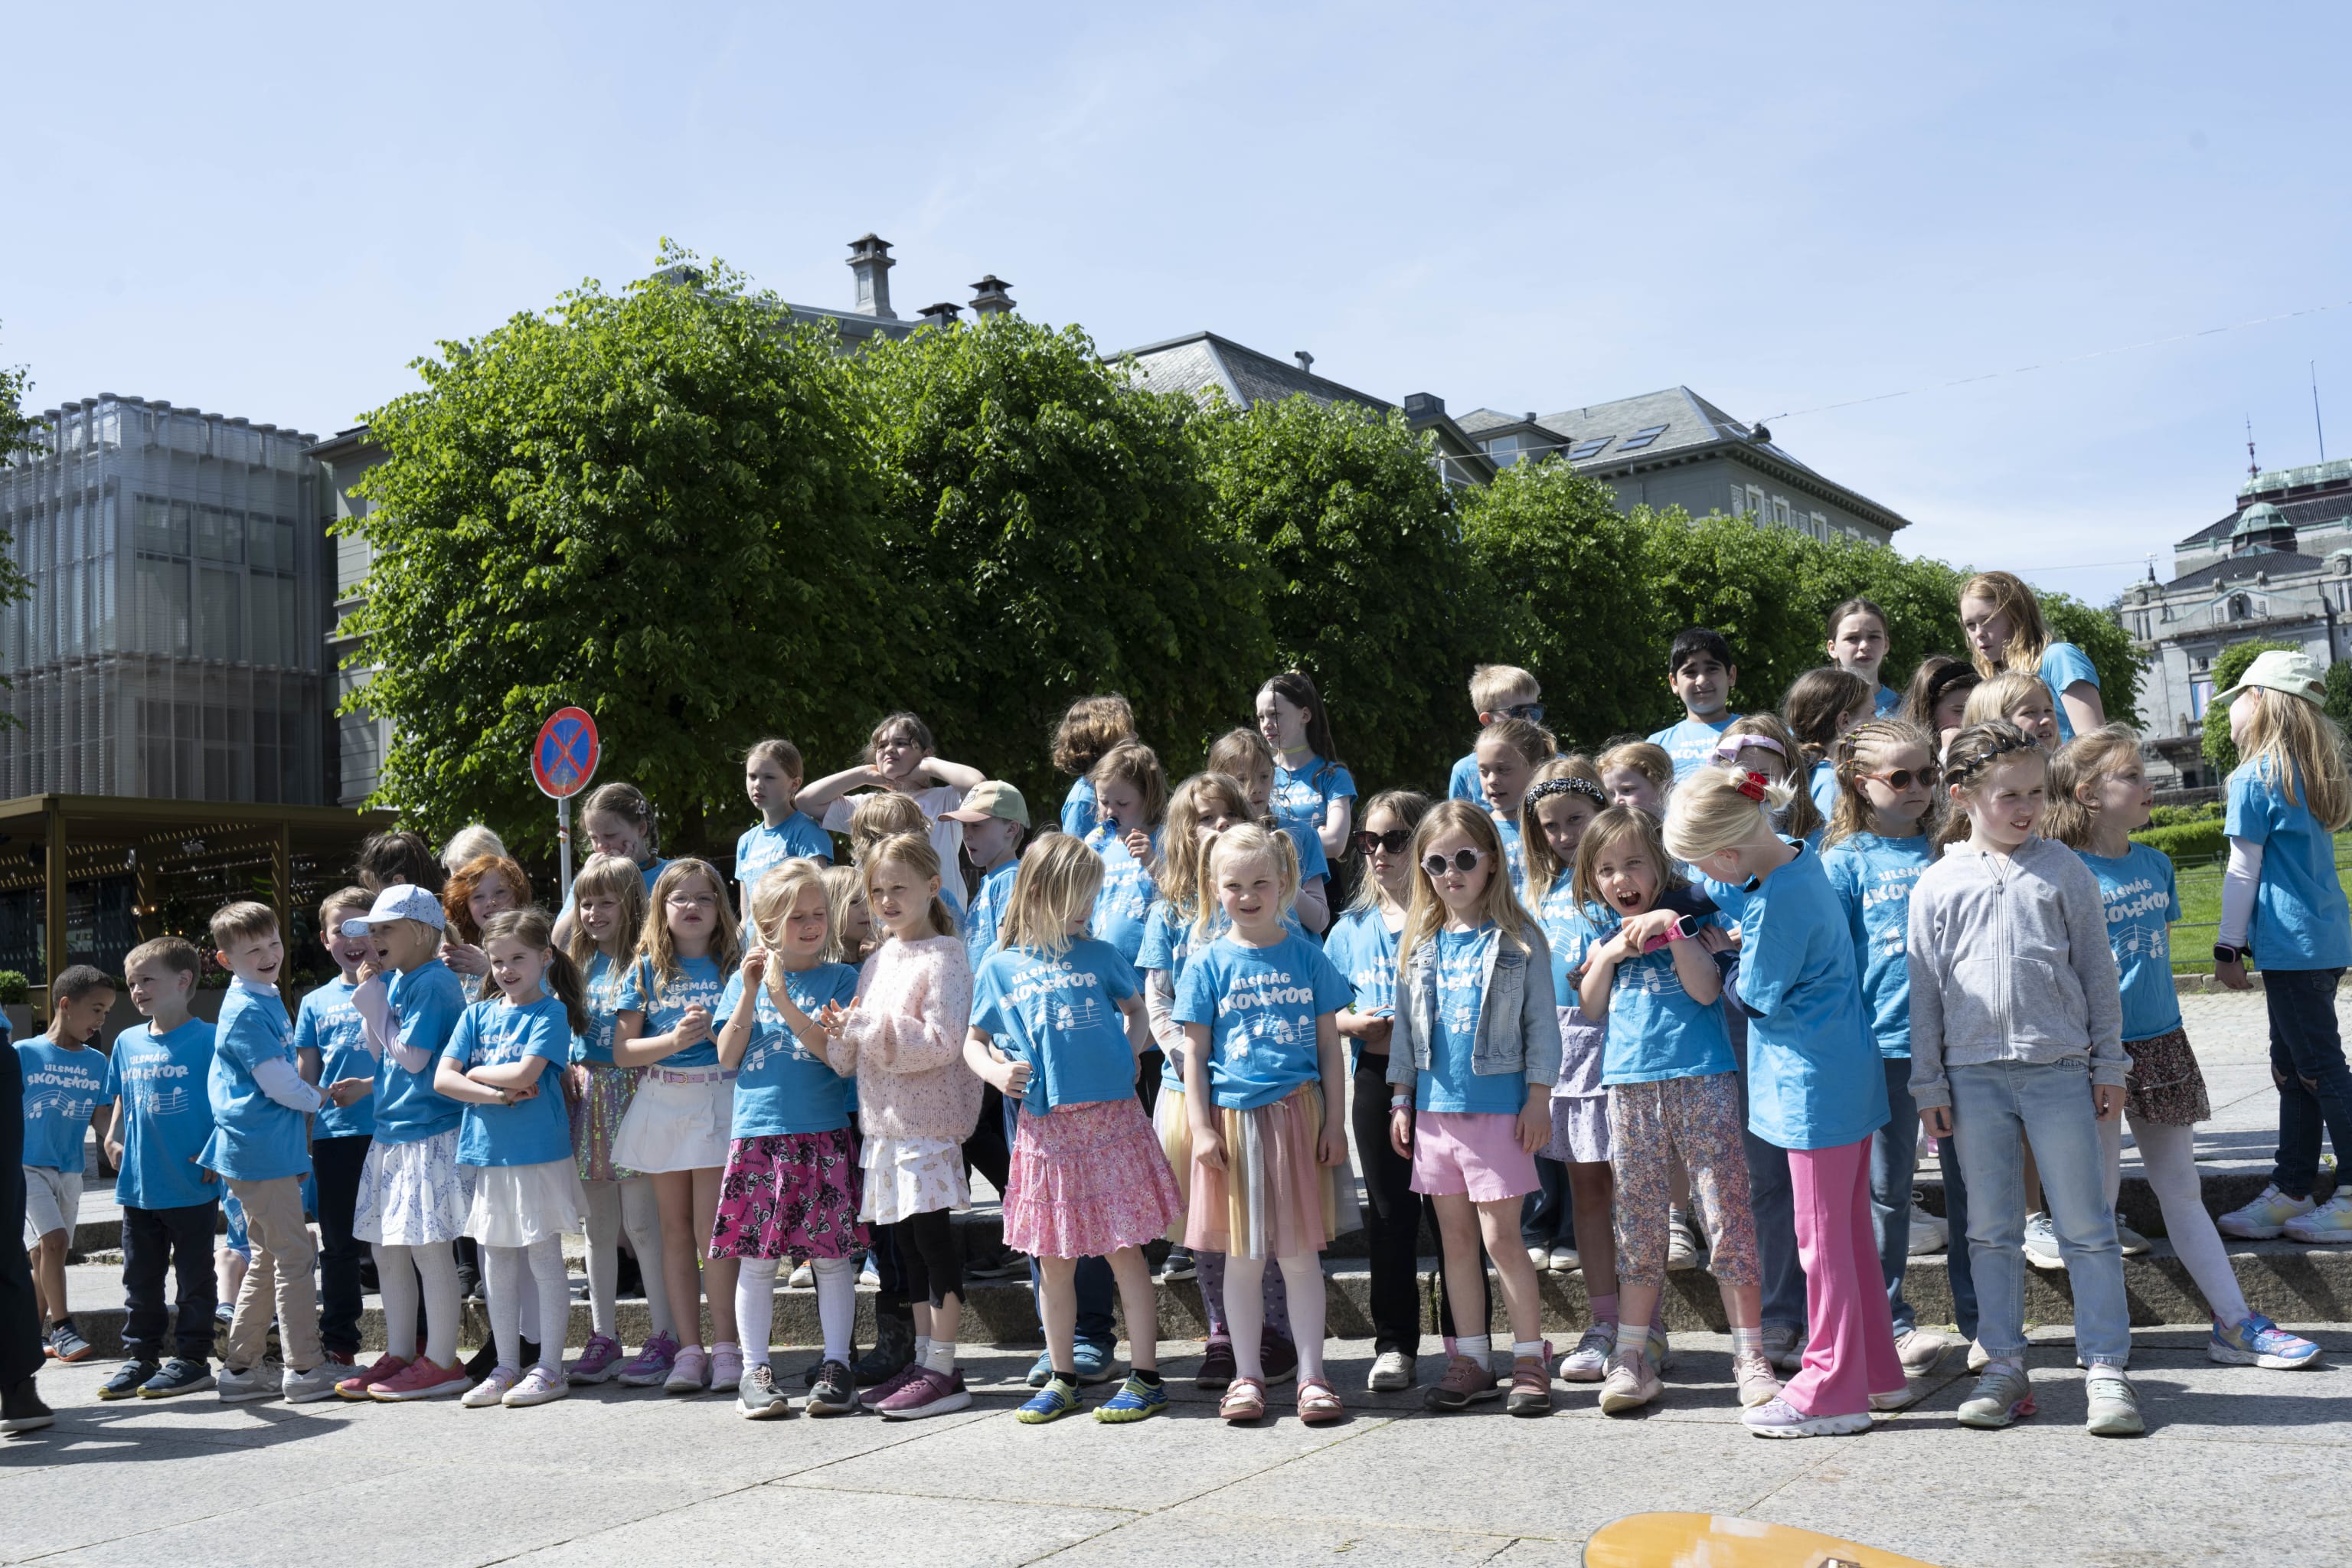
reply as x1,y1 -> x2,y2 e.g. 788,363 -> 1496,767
2265,968 -> 2352,1200
1949,1059 -> 2129,1365
1004,1095 -> 1115,1347
1867,1057 -> 1918,1337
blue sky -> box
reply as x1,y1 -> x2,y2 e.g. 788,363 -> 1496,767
8,2 -> 2350,606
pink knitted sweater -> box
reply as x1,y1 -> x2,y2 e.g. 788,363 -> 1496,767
830,933 -> 982,1142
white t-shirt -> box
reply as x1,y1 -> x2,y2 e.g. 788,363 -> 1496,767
823,785 -> 965,870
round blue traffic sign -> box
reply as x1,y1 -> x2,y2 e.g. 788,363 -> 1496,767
532,707 -> 600,799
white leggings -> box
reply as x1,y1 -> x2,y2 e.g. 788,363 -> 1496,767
583,1178 -> 671,1341
735,1255 -> 858,1367
485,1236 -> 571,1373
2101,1113 -> 2249,1327
1223,1253 -> 1327,1384
373,1241 -> 462,1368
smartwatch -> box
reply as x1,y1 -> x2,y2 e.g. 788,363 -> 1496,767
2213,943 -> 2245,966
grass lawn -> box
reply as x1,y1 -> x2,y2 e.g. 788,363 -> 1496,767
2168,834 -> 2352,972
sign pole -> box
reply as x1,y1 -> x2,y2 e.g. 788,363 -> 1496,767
557,793 -> 574,906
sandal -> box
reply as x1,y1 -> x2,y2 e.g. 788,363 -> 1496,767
1219,1377 -> 1267,1423
1296,1377 -> 1344,1426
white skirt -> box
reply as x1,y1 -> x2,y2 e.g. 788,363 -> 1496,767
465,1158 -> 586,1248
858,1135 -> 970,1225
355,1129 -> 476,1246
609,1070 -> 735,1174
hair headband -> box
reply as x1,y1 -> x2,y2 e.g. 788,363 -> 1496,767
1708,734 -> 1784,765
1527,777 -> 1607,808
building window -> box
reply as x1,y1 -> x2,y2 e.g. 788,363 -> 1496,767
2228,593 -> 2251,621
1770,497 -> 1791,528
2190,678 -> 2213,720
1746,485 -> 1765,518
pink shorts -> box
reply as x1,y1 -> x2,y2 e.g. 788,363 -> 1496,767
1410,1109 -> 1537,1203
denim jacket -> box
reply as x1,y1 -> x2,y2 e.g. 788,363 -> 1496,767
1385,923 -> 1563,1095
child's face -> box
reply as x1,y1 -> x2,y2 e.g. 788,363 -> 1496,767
1669,655 -> 1733,720
1480,684 -> 1541,724
1254,691 -> 1309,755
1420,825 -> 1492,920
2229,688 -> 2262,748
872,727 -> 927,784
485,934 -> 549,1001
745,756 -> 800,815
1237,758 -> 1272,813
124,958 -> 191,1020
2086,756 -> 2154,835
962,815 -> 1022,868
322,916 -> 373,974
468,870 -> 518,931
1958,756 -> 2046,851
577,889 -> 627,950
1857,743 -> 1937,831
220,929 -> 285,986
369,919 -> 442,973
1932,682 -> 1975,737
1360,806 -> 1414,897
662,874 -> 722,948
2008,693 -> 2059,750
1829,612 -> 1888,678
1601,766 -> 1664,817
1959,596 -> 2012,662
1475,738 -> 1533,816
586,810 -> 648,863
1591,838 -> 1660,919
838,886 -> 874,949
1533,793 -> 1599,869
52,988 -> 115,1044
1098,779 -> 1145,832
867,858 -> 939,939
763,884 -> 831,962
1214,849 -> 1284,930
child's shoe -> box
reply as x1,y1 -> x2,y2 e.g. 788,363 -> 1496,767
139,1357 -> 214,1399
1095,1374 -> 1170,1423
100,1359 -> 160,1400
282,1363 -> 342,1403
806,1359 -> 858,1416
1367,1350 -> 1415,1391
2284,1193 -> 2352,1243
1193,1338 -> 1236,1391
1665,1207 -> 1702,1271
505,1365 -> 569,1407
1018,1377 -> 1083,1424
1557,1325 -> 1613,1383
1966,1339 -> 1991,1374
1596,1350 -> 1661,1415
1742,1396 -> 1870,1438
1868,1383 -> 1922,1412
2020,1212 -> 2063,1271
1505,1354 -> 1553,1418
1894,1327 -> 1958,1377
462,1367 -> 520,1407
1261,1331 -> 1300,1387
2115,1220 -> 2151,1256
1907,1192 -> 1947,1255
734,1364 -> 790,1419
1956,1363 -> 2034,1429
665,1345 -> 711,1395
613,1330 -> 679,1388
338,1353 -> 408,1400
860,1360 -> 928,1410
46,1321 -> 93,1364
216,1364 -> 279,1403
1160,1246 -> 1197,1282
786,1261 -> 814,1289
877,1367 -> 969,1420
2209,1313 -> 2323,1369
1295,1376 -> 1344,1425
1732,1349 -> 1782,1409
710,1344 -> 745,1390
1423,1354 -> 1501,1411
2083,1367 -> 2145,1436
2218,1183 -> 2314,1240
1070,1340 -> 1117,1386
567,1335 -> 624,1384
1759,1325 -> 1804,1374
370,1354 -> 469,1401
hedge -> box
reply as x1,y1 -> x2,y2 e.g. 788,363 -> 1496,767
2130,821 -> 2226,866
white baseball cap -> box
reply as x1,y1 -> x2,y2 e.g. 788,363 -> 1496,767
2213,648 -> 2328,707
338,882 -> 447,936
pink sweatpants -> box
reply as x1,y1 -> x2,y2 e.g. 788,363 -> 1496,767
1782,1136 -> 1904,1418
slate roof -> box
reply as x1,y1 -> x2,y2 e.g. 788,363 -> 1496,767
2177,488 -> 2352,550
1118,332 -> 1395,413
2163,548 -> 2335,593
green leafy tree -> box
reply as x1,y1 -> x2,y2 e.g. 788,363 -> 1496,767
2326,658 -> 2352,731
2201,638 -> 2300,773
856,318 -> 1270,805
1636,511 -> 1837,724
343,247 -> 893,854
1196,397 -> 1486,791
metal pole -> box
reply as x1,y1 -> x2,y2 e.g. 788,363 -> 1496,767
558,793 -> 574,906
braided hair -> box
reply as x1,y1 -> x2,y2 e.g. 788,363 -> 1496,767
1824,717 -> 1939,850
1936,720 -> 2047,850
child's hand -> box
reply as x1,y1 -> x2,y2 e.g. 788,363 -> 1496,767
2092,1083 -> 2125,1121
1618,910 -> 1681,951
677,1004 -> 712,1049
442,940 -> 488,977
506,1082 -> 541,1104
1920,1105 -> 1953,1139
1318,1117 -> 1348,1168
355,956 -> 384,984
1517,1091 -> 1550,1154
1388,1106 -> 1413,1158
2215,955 -> 2252,991
1695,926 -> 1733,956
994,1054 -> 1031,1100
740,947 -> 768,988
105,1138 -> 125,1168
1192,1118 -> 1227,1172
564,1063 -> 589,1101
326,1076 -> 374,1108
1123,828 -> 1153,864
817,1000 -> 849,1038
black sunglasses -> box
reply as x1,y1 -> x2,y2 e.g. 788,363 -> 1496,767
1352,828 -> 1413,857
1420,848 -> 1491,877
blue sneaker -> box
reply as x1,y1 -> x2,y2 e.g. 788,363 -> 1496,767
1093,1374 -> 1169,1423
2210,1313 -> 2324,1370
1024,1349 -> 1055,1390
1016,1377 -> 1083,1424
139,1357 -> 216,1399
1071,1339 -> 1118,1386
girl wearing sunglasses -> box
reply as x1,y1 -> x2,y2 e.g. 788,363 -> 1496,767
1384,802 -> 1563,1417
1821,717 -> 1965,1381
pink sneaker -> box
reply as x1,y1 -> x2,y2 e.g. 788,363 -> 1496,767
613,1331 -> 678,1389
567,1335 -> 625,1384
710,1344 -> 744,1390
369,1354 -> 470,1402
859,1360 -> 929,1410
338,1353 -> 410,1400
877,1367 -> 972,1420
665,1344 -> 711,1395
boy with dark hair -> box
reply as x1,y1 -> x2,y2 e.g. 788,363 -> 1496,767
20,964 -> 115,1363
355,830 -> 443,895
97,938 -> 220,1398
1645,628 -> 1742,782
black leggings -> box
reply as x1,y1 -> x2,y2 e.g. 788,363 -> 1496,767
895,1208 -> 963,1309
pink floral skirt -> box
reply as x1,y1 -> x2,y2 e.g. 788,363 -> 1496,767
707,1128 -> 867,1263
1003,1098 -> 1184,1261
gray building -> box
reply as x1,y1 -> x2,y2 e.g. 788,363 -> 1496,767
0,397 -> 333,803
2120,455 -> 2352,791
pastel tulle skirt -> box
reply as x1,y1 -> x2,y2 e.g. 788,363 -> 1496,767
1182,1083 -> 1361,1261
1003,1099 -> 1184,1259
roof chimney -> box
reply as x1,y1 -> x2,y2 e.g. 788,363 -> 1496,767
918,301 -> 963,331
1295,351 -> 1315,374
846,234 -> 897,319
1403,392 -> 1445,420
969,274 -> 1015,316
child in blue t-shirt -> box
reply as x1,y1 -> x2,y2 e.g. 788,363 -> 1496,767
295,887 -> 378,1369
943,781 -> 1029,974
1472,718 -> 1553,899
1050,694 -> 1136,838
734,738 -> 834,923
1209,727 -> 1335,936
969,835 -> 1181,1425
1175,824 -> 1356,1425
98,939 -> 218,1397
1447,665 -> 1542,810
2050,727 -> 2321,1370
1668,765 -> 1900,1440
1257,670 -> 1355,871
711,858 -> 865,1418
1083,743 -> 1167,965
1645,627 -> 1741,782
20,965 -> 115,1365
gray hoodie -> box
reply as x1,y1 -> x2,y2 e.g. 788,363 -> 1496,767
1905,835 -> 2127,1111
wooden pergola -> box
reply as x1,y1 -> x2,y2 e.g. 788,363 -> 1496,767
0,794 -> 398,1018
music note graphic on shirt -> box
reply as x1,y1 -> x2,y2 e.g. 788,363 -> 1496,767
1053,994 -> 1105,1034
135,1086 -> 191,1118
23,1089 -> 82,1120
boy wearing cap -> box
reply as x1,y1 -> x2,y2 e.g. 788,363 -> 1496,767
945,781 -> 1030,974
201,902 -> 370,1403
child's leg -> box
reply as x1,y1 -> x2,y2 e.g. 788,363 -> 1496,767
1263,1251 -> 1293,1342
1223,1252 -> 1269,1380
583,1181 -> 622,1340
170,1202 -> 220,1364
524,1234 -> 569,1370
1351,1057 -> 1425,1359
1274,1253 -> 1325,1382
1781,1138 -> 1902,1416
653,1171 -> 704,1350
214,1243 -> 247,1311
1936,1132 -> 1980,1343
1869,1057 -> 1922,1337
1674,1076 -> 1762,1330
1568,1161 -> 1617,1304
119,1206 -> 167,1360
1037,1256 -> 1079,1378
812,1255 -> 857,1364
898,1224 -> 933,1350
1739,1116 -> 1805,1340
735,1256 -> 779,1368
1607,1084 -> 1671,1338
375,1243 -> 420,1356
2130,1117 -> 2249,1326
1106,1246 -> 1158,1373
1430,1193 -> 1492,1349
1472,1197 -> 1545,1349
2021,1140 -> 2043,1216
2014,1067 -> 2129,1367
312,1136 -> 370,1361
900,1209 -> 962,1365
413,1236 -> 462,1367
2265,969 -> 2352,1198
1197,1248 -> 1230,1339
1948,1065 -> 2031,1361
28,1231 -> 66,1327
485,1245 -> 524,1371
689,1167 -> 737,1348
619,1176 -> 674,1338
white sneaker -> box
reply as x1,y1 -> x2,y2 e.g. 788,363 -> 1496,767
1526,1245 -> 1551,1269
1666,1207 -> 1703,1272
2115,1220 -> 2151,1256
1895,1326 -> 1958,1377
2285,1193 -> 2352,1243
1366,1350 -> 1415,1392
504,1365 -> 570,1407
1547,1244 -> 1581,1272
2022,1211 -> 2065,1271
2218,1183 -> 2315,1240
216,1364 -> 279,1403
1557,1325 -> 1613,1383
281,1364 -> 342,1404
1759,1325 -> 1805,1374
462,1367 -> 521,1408
1908,1193 -> 1947,1255
787,1261 -> 815,1289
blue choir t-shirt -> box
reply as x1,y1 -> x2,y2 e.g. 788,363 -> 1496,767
1448,752 -> 1488,809
1730,841 -> 1889,1150
1279,818 -> 1331,889
1808,759 -> 1841,823
2038,642 -> 2101,746
735,813 -> 834,890
1324,903 -> 1400,1072
1491,813 -> 1527,899
1270,756 -> 1354,851
1873,685 -> 1903,716
718,962 -> 859,1136
443,995 -> 575,1167
1601,929 -> 1736,1086
1416,926 -> 1521,1114
295,978 -> 374,1139
374,959 -> 467,1146
2227,756 -> 2352,970
2076,843 -> 2184,1041
1137,900 -> 1210,1093
1086,822 -> 1160,963
1646,715 -> 1738,782
972,939 -> 1142,1114
1822,831 -> 1932,1059
200,983 -> 310,1182
1061,776 -> 1099,838
103,1018 -> 217,1211
963,858 -> 1017,974
572,949 -> 625,1066
18,1038 -> 106,1173
617,953 -> 728,1067
1173,931 -> 1351,1109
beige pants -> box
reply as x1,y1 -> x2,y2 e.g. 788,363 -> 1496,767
224,1174 -> 322,1372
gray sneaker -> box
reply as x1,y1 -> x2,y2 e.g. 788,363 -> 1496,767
735,1363 -> 791,1420
2084,1368 -> 2145,1437
2115,1220 -> 2151,1256
1957,1363 -> 2036,1429
2022,1211 -> 2064,1271
805,1358 -> 856,1416
282,1364 -> 343,1404
1894,1326 -> 1958,1376
1759,1325 -> 1805,1374
1665,1207 -> 1703,1272
217,1364 -> 280,1403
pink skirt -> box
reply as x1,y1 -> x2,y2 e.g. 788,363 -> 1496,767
1410,1109 -> 1539,1202
1184,1083 -> 1361,1261
708,1128 -> 867,1263
1004,1099 -> 1184,1260
570,1062 -> 643,1183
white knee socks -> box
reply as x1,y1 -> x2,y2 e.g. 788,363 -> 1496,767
737,1258 -> 779,1369
375,1242 -> 462,1367
813,1256 -> 855,1364
485,1238 -> 571,1372
584,1178 -> 674,1341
